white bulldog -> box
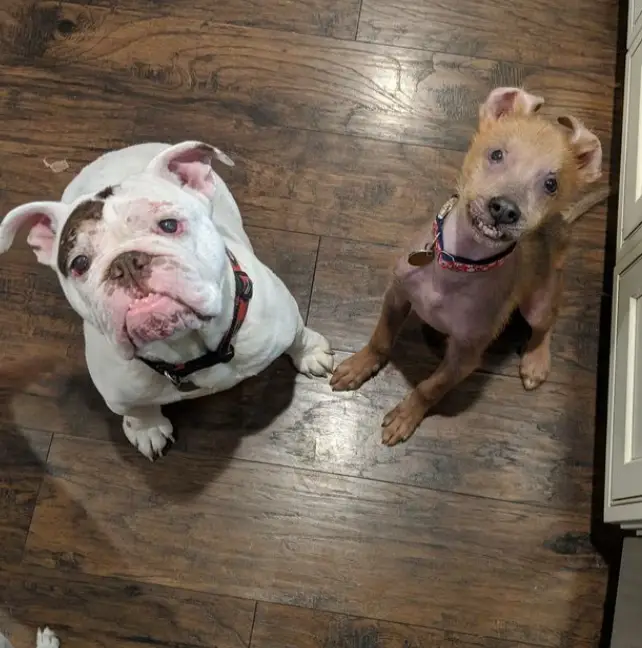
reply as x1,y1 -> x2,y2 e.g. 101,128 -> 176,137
0,141 -> 334,459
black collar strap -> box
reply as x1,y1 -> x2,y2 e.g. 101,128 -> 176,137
137,249 -> 253,391
433,194 -> 516,272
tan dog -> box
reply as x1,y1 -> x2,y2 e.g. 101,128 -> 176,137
331,86 -> 608,446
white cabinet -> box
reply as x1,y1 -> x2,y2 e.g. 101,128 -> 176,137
630,0 -> 642,48
606,15 -> 642,527
619,35 -> 642,254
607,255 -> 642,520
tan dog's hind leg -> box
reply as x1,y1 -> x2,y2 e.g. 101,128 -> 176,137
381,337 -> 485,446
518,268 -> 563,390
331,283 -> 410,391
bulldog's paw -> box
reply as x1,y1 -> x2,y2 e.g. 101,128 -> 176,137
36,628 -> 59,648
288,327 -> 334,378
123,412 -> 174,461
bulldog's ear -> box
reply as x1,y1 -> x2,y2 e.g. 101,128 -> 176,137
557,115 -> 603,184
0,201 -> 68,266
147,141 -> 234,198
479,87 -> 544,126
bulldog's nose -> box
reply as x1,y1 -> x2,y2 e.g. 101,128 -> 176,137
488,196 -> 521,225
108,251 -> 151,281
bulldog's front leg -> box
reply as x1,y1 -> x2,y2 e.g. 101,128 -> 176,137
287,318 -> 334,378
117,405 -> 175,461
36,628 -> 60,648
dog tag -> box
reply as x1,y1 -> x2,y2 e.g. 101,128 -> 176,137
407,247 -> 434,267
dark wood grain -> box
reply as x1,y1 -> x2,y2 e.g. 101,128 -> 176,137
97,0 -> 360,38
0,566 -> 255,648
357,0 -> 617,74
307,231 -> 607,386
0,427 -> 50,565
24,435 -> 606,647
0,0 -> 360,44
169,350 -> 598,512
0,6 -> 614,151
133,105 -> 464,246
0,347 -> 598,512
251,602 -> 536,648
0,75 -> 135,154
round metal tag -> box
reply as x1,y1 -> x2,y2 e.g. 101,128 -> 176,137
407,247 -> 435,267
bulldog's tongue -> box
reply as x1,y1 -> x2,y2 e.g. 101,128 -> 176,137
125,294 -> 193,344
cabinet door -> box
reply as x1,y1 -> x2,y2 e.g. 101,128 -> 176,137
619,35 -> 642,254
630,0 -> 642,48
608,253 -> 642,505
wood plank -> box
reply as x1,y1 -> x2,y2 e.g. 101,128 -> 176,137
251,601 -> 537,647
24,435 -> 606,647
0,566 -> 255,648
0,427 -> 51,565
168,350 -> 598,512
307,233 -> 607,386
0,79 -> 136,153
0,345 -> 598,512
0,0 -> 360,42
357,0 -> 617,74
133,105 -> 464,247
0,7 -> 615,151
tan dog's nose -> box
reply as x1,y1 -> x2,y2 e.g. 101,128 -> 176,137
108,251 -> 151,281
488,196 -> 521,225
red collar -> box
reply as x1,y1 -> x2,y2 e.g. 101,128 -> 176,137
137,248 -> 253,391
408,196 -> 516,273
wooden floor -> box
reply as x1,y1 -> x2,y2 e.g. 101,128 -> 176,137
0,0 -> 620,646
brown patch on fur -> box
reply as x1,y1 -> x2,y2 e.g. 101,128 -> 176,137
57,200 -> 103,276
96,185 -> 114,199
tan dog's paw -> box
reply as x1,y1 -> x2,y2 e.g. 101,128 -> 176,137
330,347 -> 383,391
520,346 -> 550,391
381,393 -> 425,446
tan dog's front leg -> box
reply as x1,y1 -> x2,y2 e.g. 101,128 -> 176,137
331,283 -> 410,391
381,337 -> 484,446
519,268 -> 562,390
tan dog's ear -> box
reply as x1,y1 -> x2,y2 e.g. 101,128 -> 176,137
557,115 -> 602,184
479,87 -> 544,126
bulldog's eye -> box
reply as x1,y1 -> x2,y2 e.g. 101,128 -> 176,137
70,254 -> 91,276
158,219 -> 179,234
544,176 -> 558,195
489,149 -> 504,163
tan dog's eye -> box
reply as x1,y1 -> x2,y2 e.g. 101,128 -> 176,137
70,254 -> 91,277
489,149 -> 503,163
544,176 -> 558,195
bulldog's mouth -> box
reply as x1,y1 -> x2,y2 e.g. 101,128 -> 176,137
125,293 -> 205,346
